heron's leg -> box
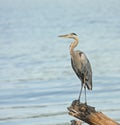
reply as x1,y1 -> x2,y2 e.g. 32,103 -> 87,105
84,85 -> 87,104
78,84 -> 83,102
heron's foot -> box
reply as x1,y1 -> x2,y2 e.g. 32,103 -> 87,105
77,100 -> 87,105
77,98 -> 88,105
74,99 -> 80,105
75,98 -> 81,105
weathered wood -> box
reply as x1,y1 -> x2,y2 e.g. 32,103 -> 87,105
71,120 -> 82,125
68,100 -> 120,125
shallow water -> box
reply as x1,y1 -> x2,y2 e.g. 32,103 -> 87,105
0,0 -> 120,125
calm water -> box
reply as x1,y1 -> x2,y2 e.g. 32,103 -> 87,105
0,0 -> 120,125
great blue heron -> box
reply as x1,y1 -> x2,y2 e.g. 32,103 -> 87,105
58,33 -> 92,104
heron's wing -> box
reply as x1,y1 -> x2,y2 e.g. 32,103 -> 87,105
71,58 -> 84,83
71,52 -> 92,90
80,54 -> 92,90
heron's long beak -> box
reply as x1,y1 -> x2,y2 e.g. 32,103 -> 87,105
58,34 -> 69,38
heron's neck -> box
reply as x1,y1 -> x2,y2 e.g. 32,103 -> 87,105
70,37 -> 79,55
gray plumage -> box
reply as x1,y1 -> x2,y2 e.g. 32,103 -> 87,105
58,33 -> 92,103
71,50 -> 92,90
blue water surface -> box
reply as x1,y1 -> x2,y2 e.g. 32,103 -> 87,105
0,0 -> 120,125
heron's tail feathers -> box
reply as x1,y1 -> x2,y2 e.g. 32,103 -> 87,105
86,81 -> 92,90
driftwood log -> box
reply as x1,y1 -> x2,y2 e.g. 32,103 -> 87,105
68,100 -> 120,125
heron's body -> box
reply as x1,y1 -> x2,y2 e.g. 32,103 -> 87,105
71,50 -> 92,90
58,33 -> 92,103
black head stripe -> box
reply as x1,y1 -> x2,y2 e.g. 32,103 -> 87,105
71,33 -> 77,36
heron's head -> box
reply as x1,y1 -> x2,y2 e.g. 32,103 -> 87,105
58,33 -> 78,40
